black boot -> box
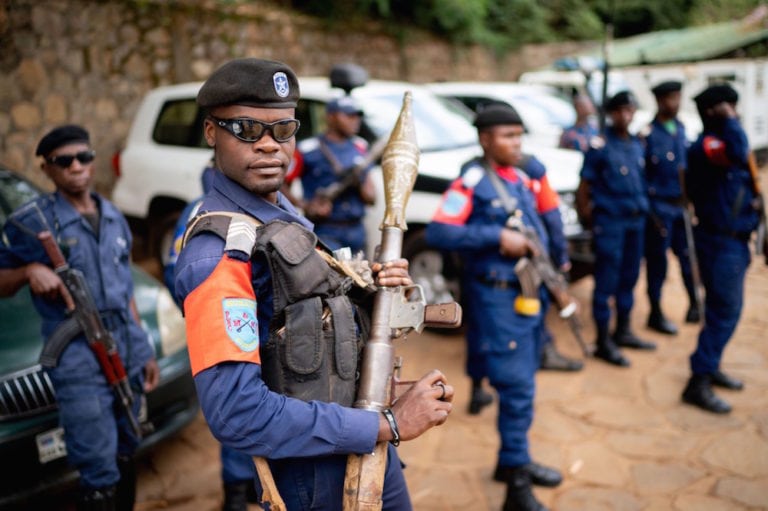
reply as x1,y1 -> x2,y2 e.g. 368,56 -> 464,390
682,374 -> 732,414
77,486 -> 117,511
709,370 -> 744,391
501,466 -> 548,511
539,342 -> 583,372
614,315 -> 656,350
468,379 -> 493,415
223,480 -> 250,511
116,456 -> 137,511
647,302 -> 678,335
494,461 -> 563,487
593,326 -> 630,367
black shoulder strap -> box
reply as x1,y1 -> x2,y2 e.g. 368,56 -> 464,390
480,160 -> 519,215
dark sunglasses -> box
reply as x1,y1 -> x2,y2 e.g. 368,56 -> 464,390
210,116 -> 300,143
45,150 -> 96,168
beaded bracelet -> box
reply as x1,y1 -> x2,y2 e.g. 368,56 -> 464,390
381,408 -> 400,447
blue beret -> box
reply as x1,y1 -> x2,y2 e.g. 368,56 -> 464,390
327,96 -> 363,115
651,80 -> 682,97
694,84 -> 738,109
197,58 -> 300,109
35,125 -> 90,157
605,90 -> 637,112
473,104 -> 523,129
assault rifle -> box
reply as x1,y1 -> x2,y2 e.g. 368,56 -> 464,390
507,213 -> 591,357
314,136 -> 389,204
37,230 -> 142,438
677,168 -> 705,320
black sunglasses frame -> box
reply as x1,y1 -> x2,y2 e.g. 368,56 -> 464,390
45,150 -> 96,168
210,116 -> 301,143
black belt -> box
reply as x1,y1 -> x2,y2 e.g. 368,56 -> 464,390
474,276 -> 520,290
699,224 -> 752,242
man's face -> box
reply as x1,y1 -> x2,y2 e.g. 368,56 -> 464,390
657,91 -> 681,117
479,124 -> 524,167
328,111 -> 362,138
41,142 -> 94,196
609,104 -> 636,132
204,105 -> 296,201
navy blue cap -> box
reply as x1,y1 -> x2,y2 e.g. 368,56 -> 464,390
473,104 -> 523,129
694,84 -> 739,109
35,125 -> 90,157
197,58 -> 300,109
651,80 -> 682,97
326,96 -> 363,115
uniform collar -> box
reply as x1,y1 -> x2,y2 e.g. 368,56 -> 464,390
51,191 -> 115,228
212,171 -> 314,230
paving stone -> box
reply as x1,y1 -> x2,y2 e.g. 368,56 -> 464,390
700,430 -> 768,477
714,476 -> 768,508
630,461 -> 704,493
664,406 -> 744,433
567,440 -> 631,486
555,487 -> 644,511
603,431 -> 698,460
564,395 -> 666,430
530,406 -> 596,443
644,367 -> 690,408
673,494 -> 746,511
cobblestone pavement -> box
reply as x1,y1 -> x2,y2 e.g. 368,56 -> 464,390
131,256 -> 768,511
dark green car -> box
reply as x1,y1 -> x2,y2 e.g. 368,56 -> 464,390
0,167 -> 199,508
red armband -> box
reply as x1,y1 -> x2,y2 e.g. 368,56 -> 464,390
184,254 -> 261,376
432,183 -> 474,225
702,136 -> 731,166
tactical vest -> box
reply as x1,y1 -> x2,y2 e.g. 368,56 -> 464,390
183,212 -> 373,407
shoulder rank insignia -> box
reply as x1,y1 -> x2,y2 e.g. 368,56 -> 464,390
461,165 -> 484,188
589,136 -> 605,150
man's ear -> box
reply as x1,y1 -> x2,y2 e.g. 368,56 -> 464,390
203,118 -> 216,148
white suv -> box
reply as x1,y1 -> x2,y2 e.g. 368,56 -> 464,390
112,74 -> 590,304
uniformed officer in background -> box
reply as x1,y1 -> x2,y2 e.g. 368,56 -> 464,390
559,92 -> 599,153
682,83 -> 756,414
0,125 -> 159,510
427,104 -> 564,511
643,80 -> 699,336
576,91 -> 656,367
284,95 -> 376,256
174,58 -> 453,510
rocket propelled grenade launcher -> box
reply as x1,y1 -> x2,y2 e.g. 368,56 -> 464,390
342,92 -> 461,511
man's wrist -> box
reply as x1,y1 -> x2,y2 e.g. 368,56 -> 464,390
381,408 -> 400,446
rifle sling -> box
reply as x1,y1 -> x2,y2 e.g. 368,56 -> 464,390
480,160 -> 520,216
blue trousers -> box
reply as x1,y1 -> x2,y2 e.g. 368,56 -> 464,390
645,210 -> 694,303
690,230 -> 750,375
592,217 -> 645,328
258,444 -> 411,510
51,371 -> 143,489
463,278 -> 541,467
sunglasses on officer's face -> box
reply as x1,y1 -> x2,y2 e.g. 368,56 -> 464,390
45,150 -> 96,168
210,116 -> 301,143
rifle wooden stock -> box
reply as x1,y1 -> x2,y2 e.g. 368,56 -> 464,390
343,92 -> 419,511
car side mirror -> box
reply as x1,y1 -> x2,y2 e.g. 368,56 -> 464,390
330,63 -> 369,94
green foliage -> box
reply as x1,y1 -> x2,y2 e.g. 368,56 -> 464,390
288,0 -> 765,48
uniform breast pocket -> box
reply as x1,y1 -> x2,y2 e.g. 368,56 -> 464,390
604,154 -> 639,195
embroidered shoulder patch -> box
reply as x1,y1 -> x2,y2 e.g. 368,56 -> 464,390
222,298 -> 259,352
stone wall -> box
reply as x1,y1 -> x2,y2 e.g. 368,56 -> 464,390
1,0 -> 593,194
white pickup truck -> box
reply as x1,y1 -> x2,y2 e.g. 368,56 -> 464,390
112,72 -> 591,304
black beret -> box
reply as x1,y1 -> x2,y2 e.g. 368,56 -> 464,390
651,80 -> 682,97
35,125 -> 90,157
693,83 -> 739,109
605,90 -> 637,112
197,58 -> 300,109
473,104 -> 523,129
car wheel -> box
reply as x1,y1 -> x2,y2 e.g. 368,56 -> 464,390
402,229 -> 463,334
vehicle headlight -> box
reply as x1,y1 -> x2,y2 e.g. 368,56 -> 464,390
155,287 -> 187,356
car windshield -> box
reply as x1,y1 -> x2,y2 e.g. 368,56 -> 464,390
0,169 -> 41,229
355,89 -> 478,152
